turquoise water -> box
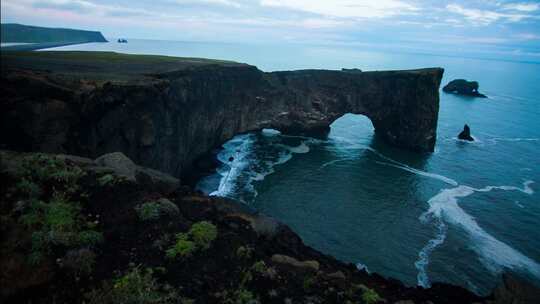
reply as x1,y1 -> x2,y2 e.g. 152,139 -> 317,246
47,40 -> 540,295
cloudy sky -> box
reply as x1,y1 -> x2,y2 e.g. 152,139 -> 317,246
2,0 -> 540,53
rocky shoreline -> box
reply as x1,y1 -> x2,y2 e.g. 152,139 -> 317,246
1,51 -> 537,303
1,150 -> 490,303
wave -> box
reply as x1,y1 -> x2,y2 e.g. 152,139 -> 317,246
207,132 -> 317,203
356,262 -> 371,274
415,181 -> 538,287
415,218 -> 447,288
210,134 -> 256,199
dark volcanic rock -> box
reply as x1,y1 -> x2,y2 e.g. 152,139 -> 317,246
0,150 -> 488,303
443,79 -> 487,98
493,273 -> 540,304
458,124 -> 474,141
0,52 -> 444,179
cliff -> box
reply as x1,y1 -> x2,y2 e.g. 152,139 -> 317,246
1,23 -> 107,44
0,51 -> 443,180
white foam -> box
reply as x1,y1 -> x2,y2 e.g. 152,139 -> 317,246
319,157 -> 355,169
371,159 -> 458,186
415,219 -> 447,288
416,180 -> 539,287
356,262 -> 371,274
278,142 -> 310,154
262,128 -> 281,136
210,134 -> 256,198
492,137 -> 539,142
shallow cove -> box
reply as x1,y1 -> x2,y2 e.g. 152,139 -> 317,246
197,111 -> 540,296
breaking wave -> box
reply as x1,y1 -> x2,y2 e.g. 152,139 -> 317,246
415,181 -> 538,288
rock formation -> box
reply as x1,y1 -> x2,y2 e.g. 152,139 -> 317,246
0,51 -> 443,179
458,124 -> 474,141
443,79 -> 487,98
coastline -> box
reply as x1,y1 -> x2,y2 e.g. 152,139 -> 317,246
0,41 -> 100,52
1,50 -> 539,302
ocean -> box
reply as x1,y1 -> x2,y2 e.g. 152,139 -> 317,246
45,39 -> 540,295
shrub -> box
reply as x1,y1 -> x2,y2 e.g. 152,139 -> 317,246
98,174 -> 121,187
16,178 -> 42,199
224,289 -> 258,304
85,266 -> 179,304
189,221 -> 217,250
78,230 -> 105,247
135,202 -> 161,221
165,234 -> 196,259
165,221 -> 218,260
251,261 -> 267,274
361,287 -> 382,304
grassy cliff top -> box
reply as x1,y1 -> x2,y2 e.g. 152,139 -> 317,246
1,23 -> 107,43
1,51 -> 250,80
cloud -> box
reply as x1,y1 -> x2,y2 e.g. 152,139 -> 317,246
30,0 -> 152,16
502,2 -> 539,12
173,0 -> 243,8
260,0 -> 419,19
446,3 -> 534,25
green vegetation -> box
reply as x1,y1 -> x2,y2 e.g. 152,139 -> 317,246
166,234 -> 197,259
165,221 -> 218,260
223,289 -> 258,304
189,221 -> 218,250
135,199 -> 179,221
135,202 -> 161,221
98,174 -> 123,187
10,154 -> 102,265
85,266 -> 186,304
303,275 -> 317,292
236,245 -> 254,260
361,287 -> 382,304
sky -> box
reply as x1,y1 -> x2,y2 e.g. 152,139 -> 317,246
2,0 -> 540,58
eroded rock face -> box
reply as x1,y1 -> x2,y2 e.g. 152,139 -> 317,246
0,55 -> 444,178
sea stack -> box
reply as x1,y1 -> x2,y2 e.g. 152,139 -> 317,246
458,124 -> 474,141
443,79 -> 487,98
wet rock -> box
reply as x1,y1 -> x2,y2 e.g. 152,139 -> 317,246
458,124 -> 474,141
443,79 -> 487,98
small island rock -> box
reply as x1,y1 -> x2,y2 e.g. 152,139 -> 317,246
443,79 -> 487,98
458,124 -> 474,141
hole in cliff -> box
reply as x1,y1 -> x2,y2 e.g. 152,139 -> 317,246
329,113 -> 375,143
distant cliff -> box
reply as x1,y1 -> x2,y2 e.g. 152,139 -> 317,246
0,23 -> 107,44
0,51 -> 443,179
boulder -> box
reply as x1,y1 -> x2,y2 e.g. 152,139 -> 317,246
271,254 -> 320,274
443,79 -> 487,98
95,152 -> 137,181
135,166 -> 180,195
458,124 -> 474,141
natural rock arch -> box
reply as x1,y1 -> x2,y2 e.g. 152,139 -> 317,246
1,54 -> 443,178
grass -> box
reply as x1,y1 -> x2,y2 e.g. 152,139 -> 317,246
1,51 -> 247,81
11,154 -> 102,265
86,266 -> 184,304
361,287 -> 382,304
